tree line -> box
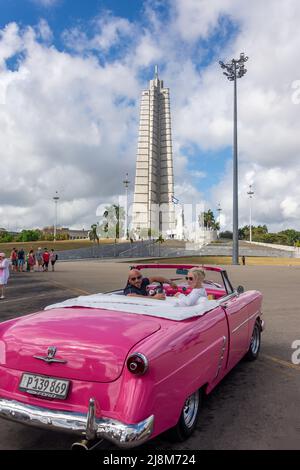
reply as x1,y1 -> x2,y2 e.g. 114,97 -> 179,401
2,207 -> 300,247
220,226 -> 300,247
0,229 -> 69,243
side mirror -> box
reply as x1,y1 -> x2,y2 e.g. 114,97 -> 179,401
237,285 -> 244,295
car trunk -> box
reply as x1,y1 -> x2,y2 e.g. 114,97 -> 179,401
2,308 -> 161,383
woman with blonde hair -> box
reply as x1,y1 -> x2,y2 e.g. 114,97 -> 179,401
173,267 -> 207,307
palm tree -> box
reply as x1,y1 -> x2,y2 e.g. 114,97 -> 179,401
212,221 -> 220,231
103,211 -> 109,238
113,205 -> 121,239
89,224 -> 99,244
155,234 -> 165,244
200,210 -> 216,230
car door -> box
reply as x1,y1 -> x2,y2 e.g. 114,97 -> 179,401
220,293 -> 250,371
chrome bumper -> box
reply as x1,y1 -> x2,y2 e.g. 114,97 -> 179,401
0,398 -> 154,448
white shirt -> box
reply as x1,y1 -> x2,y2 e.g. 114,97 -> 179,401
173,288 -> 207,307
0,259 -> 10,284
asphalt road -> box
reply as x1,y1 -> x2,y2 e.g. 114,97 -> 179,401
0,261 -> 299,450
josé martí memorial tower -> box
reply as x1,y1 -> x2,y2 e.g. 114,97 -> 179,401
131,66 -> 175,238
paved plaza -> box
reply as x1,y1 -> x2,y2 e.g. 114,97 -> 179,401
0,260 -> 299,450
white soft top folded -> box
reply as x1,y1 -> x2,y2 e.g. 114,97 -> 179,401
45,293 -> 219,321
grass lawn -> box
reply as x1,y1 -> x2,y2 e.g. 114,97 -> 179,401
0,239 -> 129,257
130,255 -> 300,266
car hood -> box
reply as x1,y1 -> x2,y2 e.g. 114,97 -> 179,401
0,308 -> 161,382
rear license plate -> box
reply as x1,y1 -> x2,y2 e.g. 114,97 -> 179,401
19,373 -> 70,400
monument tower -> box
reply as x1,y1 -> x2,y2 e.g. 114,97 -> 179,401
132,67 -> 175,237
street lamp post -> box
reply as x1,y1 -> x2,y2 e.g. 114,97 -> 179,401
217,203 -> 222,235
219,52 -> 248,264
247,185 -> 254,242
123,173 -> 130,240
53,191 -> 60,242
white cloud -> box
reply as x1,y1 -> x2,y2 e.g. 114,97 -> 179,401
172,0 -> 233,41
36,19 -> 53,43
31,0 -> 60,7
0,23 -> 23,67
1,1 -> 300,233
167,0 -> 300,231
211,162 -> 300,232
62,12 -> 134,54
0,22 -> 140,229
280,197 -> 299,219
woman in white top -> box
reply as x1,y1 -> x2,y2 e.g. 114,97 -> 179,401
0,252 -> 10,300
173,267 -> 207,307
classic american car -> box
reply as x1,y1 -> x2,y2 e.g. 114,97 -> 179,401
0,264 -> 264,449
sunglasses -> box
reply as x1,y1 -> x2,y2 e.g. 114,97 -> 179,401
130,275 -> 142,281
185,276 -> 194,281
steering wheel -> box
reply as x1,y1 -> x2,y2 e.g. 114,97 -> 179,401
148,282 -> 164,296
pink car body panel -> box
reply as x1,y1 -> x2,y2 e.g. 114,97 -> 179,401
0,265 -> 263,446
1,309 -> 161,383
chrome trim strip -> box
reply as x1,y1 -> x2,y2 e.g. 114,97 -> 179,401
0,399 -> 154,449
219,293 -> 238,306
33,356 -> 67,364
232,311 -> 260,334
33,347 -> 67,364
215,336 -> 227,379
249,311 -> 260,320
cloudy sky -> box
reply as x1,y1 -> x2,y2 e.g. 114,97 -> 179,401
0,0 -> 300,232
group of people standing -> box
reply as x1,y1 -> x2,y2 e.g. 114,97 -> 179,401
10,247 -> 58,273
0,247 -> 59,300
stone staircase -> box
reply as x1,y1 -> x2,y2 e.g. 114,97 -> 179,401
56,240 -> 293,261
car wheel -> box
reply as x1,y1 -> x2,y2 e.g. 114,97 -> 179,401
167,389 -> 202,442
245,320 -> 261,361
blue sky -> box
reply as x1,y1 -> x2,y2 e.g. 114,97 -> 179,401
1,0 -> 299,231
1,1 -> 155,50
0,0 -> 143,30
0,0 -> 235,198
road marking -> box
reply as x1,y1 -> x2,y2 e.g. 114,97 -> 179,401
6,281 -> 51,289
0,282 -> 90,305
261,359 -> 297,380
0,293 -> 59,304
262,354 -> 300,372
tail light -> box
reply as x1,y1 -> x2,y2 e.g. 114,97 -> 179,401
127,353 -> 149,375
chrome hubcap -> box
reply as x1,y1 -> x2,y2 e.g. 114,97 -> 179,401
183,392 -> 199,428
250,324 -> 260,355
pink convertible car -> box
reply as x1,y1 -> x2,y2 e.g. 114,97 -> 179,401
0,264 -> 264,449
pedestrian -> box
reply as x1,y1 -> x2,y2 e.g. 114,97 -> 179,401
10,248 -> 18,272
42,248 -> 50,272
242,256 -> 246,266
28,250 -> 36,272
17,247 -> 25,272
50,249 -> 58,272
36,247 -> 43,272
0,252 -> 10,299
25,251 -> 31,272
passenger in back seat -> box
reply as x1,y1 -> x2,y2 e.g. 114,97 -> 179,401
173,268 -> 207,307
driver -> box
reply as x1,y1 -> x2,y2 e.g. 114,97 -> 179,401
124,269 -> 177,300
